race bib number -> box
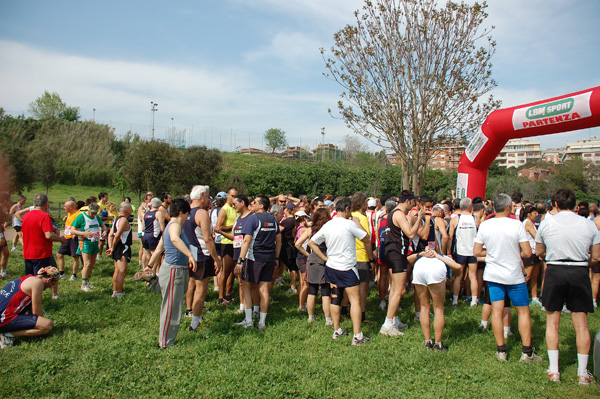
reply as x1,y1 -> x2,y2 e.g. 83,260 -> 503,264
89,227 -> 100,242
233,235 -> 243,248
64,226 -> 72,236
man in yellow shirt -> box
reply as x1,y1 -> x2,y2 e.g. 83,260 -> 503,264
56,200 -> 81,282
351,192 -> 372,322
217,187 -> 240,304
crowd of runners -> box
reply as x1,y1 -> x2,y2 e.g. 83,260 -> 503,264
0,187 -> 599,385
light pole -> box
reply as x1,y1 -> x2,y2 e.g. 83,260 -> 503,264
93,108 -> 96,121
321,127 -> 325,162
151,101 -> 158,140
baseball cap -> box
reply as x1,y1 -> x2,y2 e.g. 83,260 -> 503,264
286,202 -> 295,210
324,200 -> 334,208
294,211 -> 308,219
367,199 -> 377,208
216,191 -> 227,199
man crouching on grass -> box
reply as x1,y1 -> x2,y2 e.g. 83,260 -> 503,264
0,266 -> 59,348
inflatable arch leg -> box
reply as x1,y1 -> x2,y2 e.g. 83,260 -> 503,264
457,86 -> 600,199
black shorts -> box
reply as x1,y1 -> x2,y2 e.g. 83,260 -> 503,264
592,263 -> 600,274
220,243 -> 234,258
325,267 -> 360,288
14,226 -> 21,233
542,264 -> 593,313
483,281 -> 511,307
0,314 -> 38,333
385,251 -> 408,274
242,259 -> 275,284
522,255 -> 541,267
356,262 -> 373,282
215,243 -> 222,257
111,243 -> 131,263
25,256 -> 57,276
282,241 -> 298,271
477,261 -> 486,271
453,253 -> 477,265
142,236 -> 160,250
189,258 -> 216,280
58,238 -> 79,257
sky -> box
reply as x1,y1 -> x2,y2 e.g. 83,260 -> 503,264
0,0 -> 599,152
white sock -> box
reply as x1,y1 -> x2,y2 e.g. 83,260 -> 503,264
384,317 -> 394,327
325,317 -> 332,323
593,299 -> 597,308
354,331 -> 364,340
392,316 -> 399,325
480,320 -> 488,329
259,312 -> 267,324
452,295 -> 458,304
577,353 -> 589,376
245,308 -> 252,323
191,315 -> 202,329
308,315 -> 315,320
239,303 -> 245,311
253,305 -> 259,313
532,296 -> 539,301
471,296 -> 477,303
547,350 -> 559,373
503,326 -> 511,335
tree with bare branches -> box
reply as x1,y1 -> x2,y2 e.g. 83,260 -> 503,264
322,0 -> 500,192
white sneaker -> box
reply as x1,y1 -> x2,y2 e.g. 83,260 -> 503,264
394,320 -> 408,329
325,320 -> 333,326
10,247 -> 17,252
81,284 -> 91,292
257,322 -> 266,331
332,329 -> 349,340
378,300 -> 386,310
213,285 -> 219,292
236,307 -> 245,314
470,301 -> 478,307
578,370 -> 593,385
380,324 -> 404,337
561,305 -> 571,314
111,292 -> 123,298
97,255 -> 103,260
234,320 -> 253,328
503,330 -> 513,339
69,275 -> 77,281
495,351 -> 508,361
546,369 -> 560,382
0,333 -> 14,348
51,295 -> 59,300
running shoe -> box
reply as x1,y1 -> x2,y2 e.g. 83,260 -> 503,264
325,320 -> 333,327
10,247 -> 17,252
380,324 -> 404,337
257,322 -> 266,331
495,351 -> 508,362
470,301 -> 478,307
578,370 -> 593,385
332,329 -> 349,340
561,306 -> 571,314
51,295 -> 59,300
234,320 -> 253,328
378,300 -> 386,310
394,320 -> 409,330
185,310 -> 193,318
112,292 -> 123,299
546,369 -> 560,382
97,255 -> 103,260
236,307 -> 245,314
0,333 -> 14,349
133,269 -> 156,282
425,340 -> 434,350
81,284 -> 91,293
504,330 -> 513,339
0,272 -> 9,278
531,298 -> 542,307
253,310 -> 260,318
433,342 -> 448,352
286,288 -> 297,294
213,285 -> 220,292
519,351 -> 542,363
352,335 -> 372,346
69,275 -> 77,281
203,306 -> 211,314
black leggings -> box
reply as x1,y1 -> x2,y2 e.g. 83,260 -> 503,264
308,282 -> 331,297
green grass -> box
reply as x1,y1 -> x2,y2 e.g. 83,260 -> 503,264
1,242 -> 599,398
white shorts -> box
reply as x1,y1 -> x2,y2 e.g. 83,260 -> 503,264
411,257 -> 447,286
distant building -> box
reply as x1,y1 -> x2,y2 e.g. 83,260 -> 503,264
240,148 -> 266,155
496,138 -> 542,168
542,148 -> 564,164
563,137 -> 600,164
518,166 -> 552,181
427,141 -> 466,172
283,146 -> 312,159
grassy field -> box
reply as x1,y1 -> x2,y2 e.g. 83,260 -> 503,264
1,241 -> 599,398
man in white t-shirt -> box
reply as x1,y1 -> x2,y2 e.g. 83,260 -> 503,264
308,197 -> 375,346
473,193 -> 541,363
535,188 -> 600,385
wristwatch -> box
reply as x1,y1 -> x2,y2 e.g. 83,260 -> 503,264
237,258 -> 244,264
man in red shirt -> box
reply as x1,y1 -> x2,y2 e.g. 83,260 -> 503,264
21,194 -> 66,298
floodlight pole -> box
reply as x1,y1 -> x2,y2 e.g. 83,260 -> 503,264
151,101 -> 158,140
321,127 -> 325,162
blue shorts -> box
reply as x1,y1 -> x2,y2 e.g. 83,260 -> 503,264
453,253 -> 477,265
324,267 -> 359,288
0,314 -> 38,333
486,281 -> 529,307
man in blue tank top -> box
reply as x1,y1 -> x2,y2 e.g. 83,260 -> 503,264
142,198 -> 165,272
183,185 -> 222,331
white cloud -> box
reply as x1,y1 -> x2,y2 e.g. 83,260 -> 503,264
243,32 -> 323,66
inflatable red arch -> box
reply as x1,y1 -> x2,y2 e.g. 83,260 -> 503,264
456,86 -> 600,199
